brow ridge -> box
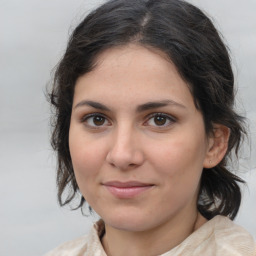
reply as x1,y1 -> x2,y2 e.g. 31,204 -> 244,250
74,99 -> 185,112
136,100 -> 186,112
74,100 -> 110,111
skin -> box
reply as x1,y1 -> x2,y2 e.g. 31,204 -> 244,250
69,44 -> 229,256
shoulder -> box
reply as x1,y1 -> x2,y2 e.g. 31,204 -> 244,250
212,215 -> 254,241
43,235 -> 89,256
43,219 -> 106,256
167,215 -> 256,256
198,215 -> 256,256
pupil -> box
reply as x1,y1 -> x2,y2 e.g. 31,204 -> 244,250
93,116 -> 105,126
154,116 -> 166,126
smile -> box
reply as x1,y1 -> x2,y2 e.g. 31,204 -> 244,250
102,181 -> 154,199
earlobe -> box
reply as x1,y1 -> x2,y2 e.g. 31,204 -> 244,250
203,125 -> 230,169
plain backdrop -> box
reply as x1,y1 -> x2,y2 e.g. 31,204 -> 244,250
1,0 -> 255,255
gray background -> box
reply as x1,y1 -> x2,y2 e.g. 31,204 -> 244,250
1,0 -> 255,255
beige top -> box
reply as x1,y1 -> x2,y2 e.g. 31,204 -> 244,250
44,215 -> 256,256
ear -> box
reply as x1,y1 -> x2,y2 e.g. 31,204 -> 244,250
203,124 -> 230,168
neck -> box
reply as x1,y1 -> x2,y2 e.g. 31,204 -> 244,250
101,211 -> 207,256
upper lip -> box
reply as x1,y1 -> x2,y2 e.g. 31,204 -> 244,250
102,181 -> 154,188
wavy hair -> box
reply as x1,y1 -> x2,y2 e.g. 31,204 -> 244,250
49,0 -> 246,220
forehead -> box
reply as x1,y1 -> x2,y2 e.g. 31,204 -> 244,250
74,44 -> 195,110
92,44 -> 175,80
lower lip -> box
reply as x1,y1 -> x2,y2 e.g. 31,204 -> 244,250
104,185 -> 153,199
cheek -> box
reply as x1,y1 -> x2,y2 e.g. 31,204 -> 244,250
69,142 -> 104,206
148,133 -> 207,187
69,131 -> 105,186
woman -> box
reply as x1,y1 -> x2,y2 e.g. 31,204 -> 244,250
45,0 -> 256,255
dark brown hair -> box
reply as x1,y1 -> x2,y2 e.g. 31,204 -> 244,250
49,0 -> 246,220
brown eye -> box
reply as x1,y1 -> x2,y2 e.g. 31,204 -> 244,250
145,113 -> 175,127
93,116 -> 106,126
154,116 -> 167,126
82,114 -> 110,128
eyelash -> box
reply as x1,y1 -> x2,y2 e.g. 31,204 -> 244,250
81,113 -> 111,128
144,113 -> 176,128
80,112 -> 176,129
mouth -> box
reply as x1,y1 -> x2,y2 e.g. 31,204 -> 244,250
102,181 -> 154,199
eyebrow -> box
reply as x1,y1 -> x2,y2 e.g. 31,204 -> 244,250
74,100 -> 111,111
136,100 -> 186,112
74,99 -> 186,111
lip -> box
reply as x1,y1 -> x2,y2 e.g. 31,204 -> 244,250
102,181 -> 154,199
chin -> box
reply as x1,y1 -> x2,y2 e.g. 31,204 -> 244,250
102,210 -> 157,232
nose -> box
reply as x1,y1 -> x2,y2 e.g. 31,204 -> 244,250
106,126 -> 145,170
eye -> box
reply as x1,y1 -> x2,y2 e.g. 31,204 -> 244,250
82,113 -> 110,128
145,113 -> 175,127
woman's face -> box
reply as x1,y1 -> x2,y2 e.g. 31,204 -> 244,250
69,44 -> 212,232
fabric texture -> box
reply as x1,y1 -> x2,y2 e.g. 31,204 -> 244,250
44,216 -> 256,256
